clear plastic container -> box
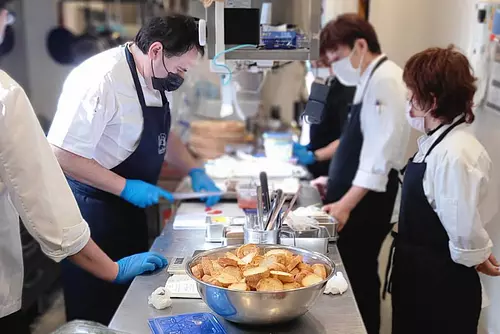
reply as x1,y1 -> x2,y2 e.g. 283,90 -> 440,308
236,183 -> 258,209
263,132 -> 293,162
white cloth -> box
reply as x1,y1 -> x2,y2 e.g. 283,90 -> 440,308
323,272 -> 349,295
148,287 -> 173,310
352,54 -> 410,192
0,71 -> 90,317
47,44 -> 172,169
414,117 -> 496,267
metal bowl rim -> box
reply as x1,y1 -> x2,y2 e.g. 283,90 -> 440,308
185,244 -> 336,294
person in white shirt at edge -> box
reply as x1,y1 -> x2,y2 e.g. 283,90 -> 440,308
0,2 -> 169,333
315,14 -> 410,334
391,46 -> 500,334
47,15 -> 221,325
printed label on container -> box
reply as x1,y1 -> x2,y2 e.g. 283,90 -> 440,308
226,0 -> 251,8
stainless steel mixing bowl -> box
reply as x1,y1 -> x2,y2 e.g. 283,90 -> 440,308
185,244 -> 335,325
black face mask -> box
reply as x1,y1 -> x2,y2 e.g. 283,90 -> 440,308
151,56 -> 184,92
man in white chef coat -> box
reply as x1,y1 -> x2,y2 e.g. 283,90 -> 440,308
0,2 -> 168,333
319,14 -> 410,334
47,14 -> 221,324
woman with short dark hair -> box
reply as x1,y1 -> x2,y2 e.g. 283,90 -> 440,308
391,45 -> 500,334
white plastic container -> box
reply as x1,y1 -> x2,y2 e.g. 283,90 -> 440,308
263,132 -> 293,162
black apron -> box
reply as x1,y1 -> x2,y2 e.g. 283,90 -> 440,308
326,56 -> 399,334
62,45 -> 171,325
391,117 -> 481,334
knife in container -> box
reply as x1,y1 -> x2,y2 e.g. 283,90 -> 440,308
260,171 -> 271,213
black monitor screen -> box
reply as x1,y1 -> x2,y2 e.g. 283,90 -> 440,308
224,8 -> 261,45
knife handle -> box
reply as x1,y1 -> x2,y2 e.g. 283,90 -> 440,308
260,172 -> 270,213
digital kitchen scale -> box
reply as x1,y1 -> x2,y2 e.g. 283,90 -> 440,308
166,250 -> 205,275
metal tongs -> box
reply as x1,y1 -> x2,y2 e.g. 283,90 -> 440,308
256,172 -> 302,231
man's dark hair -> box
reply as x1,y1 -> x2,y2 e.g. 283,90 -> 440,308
0,0 -> 12,9
320,13 -> 381,56
135,14 -> 204,58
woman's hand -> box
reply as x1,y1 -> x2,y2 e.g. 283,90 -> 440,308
310,176 -> 328,198
322,201 -> 351,232
477,254 -> 500,277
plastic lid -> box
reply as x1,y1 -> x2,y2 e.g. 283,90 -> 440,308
263,132 -> 292,139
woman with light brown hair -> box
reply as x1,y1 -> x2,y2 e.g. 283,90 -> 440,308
391,45 -> 500,334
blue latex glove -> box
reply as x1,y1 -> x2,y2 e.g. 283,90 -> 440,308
120,179 -> 174,208
293,142 -> 316,165
114,252 -> 169,284
189,168 -> 221,207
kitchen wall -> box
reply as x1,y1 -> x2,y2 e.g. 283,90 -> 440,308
322,0 -> 358,25
371,0 -> 500,333
6,0 -> 312,125
0,0 -> 29,90
1,0 -> 142,124
21,0 -> 74,120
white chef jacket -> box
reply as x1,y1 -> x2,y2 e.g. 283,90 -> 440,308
414,117 -> 496,267
352,54 -> 410,192
47,45 -> 172,169
0,71 -> 90,318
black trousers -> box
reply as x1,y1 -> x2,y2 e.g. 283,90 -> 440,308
337,190 -> 396,334
0,310 -> 31,334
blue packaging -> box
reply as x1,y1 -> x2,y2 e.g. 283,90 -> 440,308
261,31 -> 297,49
148,313 -> 227,334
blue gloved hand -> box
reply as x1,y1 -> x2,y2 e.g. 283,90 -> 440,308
293,142 -> 316,165
189,168 -> 221,207
293,142 -> 307,155
120,179 -> 174,208
114,252 -> 169,284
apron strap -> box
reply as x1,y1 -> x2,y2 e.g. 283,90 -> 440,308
382,230 -> 398,300
159,90 -> 168,105
423,116 -> 466,160
125,45 -> 169,108
398,117 -> 465,183
358,56 -> 388,100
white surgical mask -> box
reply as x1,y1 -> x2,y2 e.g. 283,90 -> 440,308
332,48 -> 364,87
405,101 -> 431,133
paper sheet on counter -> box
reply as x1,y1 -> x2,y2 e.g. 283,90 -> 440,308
165,275 -> 201,299
173,202 -> 245,230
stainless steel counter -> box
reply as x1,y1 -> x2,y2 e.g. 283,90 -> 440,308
109,186 -> 367,334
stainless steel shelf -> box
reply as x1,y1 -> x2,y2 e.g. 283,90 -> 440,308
224,48 -> 313,61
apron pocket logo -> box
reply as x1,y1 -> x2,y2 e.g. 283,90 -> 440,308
158,133 -> 167,154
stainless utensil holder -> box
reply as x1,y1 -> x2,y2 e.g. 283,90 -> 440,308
243,213 -> 281,244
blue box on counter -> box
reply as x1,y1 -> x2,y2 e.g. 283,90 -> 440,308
261,31 -> 297,49
148,313 -> 227,334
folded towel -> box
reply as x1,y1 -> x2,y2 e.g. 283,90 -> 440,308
324,272 -> 348,295
148,287 -> 173,310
